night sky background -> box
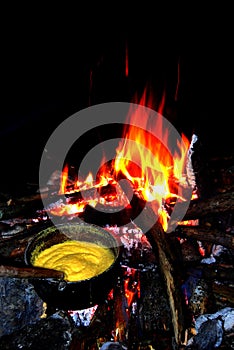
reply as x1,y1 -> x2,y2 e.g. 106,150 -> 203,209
0,7 -> 233,194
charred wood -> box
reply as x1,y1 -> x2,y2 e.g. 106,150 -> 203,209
201,264 -> 234,282
212,283 -> 234,306
187,276 -> 215,318
112,278 -> 128,344
138,204 -> 189,347
176,190 -> 234,221
174,226 -> 234,250
0,200 -> 44,220
138,266 -> 174,347
0,222 -> 27,239
0,203 -> 34,220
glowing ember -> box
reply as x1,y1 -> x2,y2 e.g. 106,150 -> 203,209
123,266 -> 140,312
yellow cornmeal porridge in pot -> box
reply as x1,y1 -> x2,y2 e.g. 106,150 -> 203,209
32,240 -> 115,282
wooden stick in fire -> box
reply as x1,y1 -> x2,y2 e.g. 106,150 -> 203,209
112,280 -> 128,343
0,264 -> 64,279
137,202 -> 188,347
181,190 -> 234,221
173,226 -> 234,250
1,185 -> 233,221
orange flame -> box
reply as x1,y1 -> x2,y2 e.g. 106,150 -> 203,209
49,202 -> 86,217
114,88 -> 191,230
59,164 -> 69,195
51,88 -> 192,230
123,267 -> 140,310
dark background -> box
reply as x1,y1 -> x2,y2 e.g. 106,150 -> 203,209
1,8 -> 233,193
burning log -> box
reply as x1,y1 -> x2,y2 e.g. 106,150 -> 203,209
212,283 -> 234,305
0,222 -> 27,239
0,194 -> 45,220
137,264 -> 174,347
127,303 -> 141,349
0,203 -> 36,221
201,264 -> 234,282
174,226 -> 234,250
137,203 -> 189,347
112,279 -> 128,344
182,190 -> 234,221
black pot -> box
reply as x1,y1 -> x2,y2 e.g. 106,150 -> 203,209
24,222 -> 121,310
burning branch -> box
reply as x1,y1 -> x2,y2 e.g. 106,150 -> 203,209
182,191 -> 234,221
112,280 -> 128,343
174,226 -> 234,250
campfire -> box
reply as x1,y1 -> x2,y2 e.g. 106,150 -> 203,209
43,93 -> 196,232
0,92 -> 233,349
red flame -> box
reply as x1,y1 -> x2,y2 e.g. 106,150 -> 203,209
125,39 -> 129,77
123,267 -> 140,312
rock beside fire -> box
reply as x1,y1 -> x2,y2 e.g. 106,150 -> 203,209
100,342 -> 126,349
185,307 -> 234,350
0,310 -> 74,350
0,278 -> 44,338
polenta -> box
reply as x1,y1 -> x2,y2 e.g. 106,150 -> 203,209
32,240 -> 115,282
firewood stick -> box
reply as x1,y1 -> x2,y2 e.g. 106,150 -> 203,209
138,203 -> 188,347
173,226 -> 234,250
0,201 -> 44,220
47,188 -> 234,222
17,192 -> 49,203
1,183 -> 233,221
0,192 -> 47,206
112,281 -> 128,343
182,191 -> 234,220
208,154 -> 234,163
212,283 -> 234,304
0,204 -> 33,220
201,264 -> 234,282
0,264 -> 64,279
0,187 -> 97,220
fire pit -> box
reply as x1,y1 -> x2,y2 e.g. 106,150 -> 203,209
0,105 -> 233,349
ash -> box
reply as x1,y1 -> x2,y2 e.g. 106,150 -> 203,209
68,305 -> 98,327
104,222 -> 155,270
